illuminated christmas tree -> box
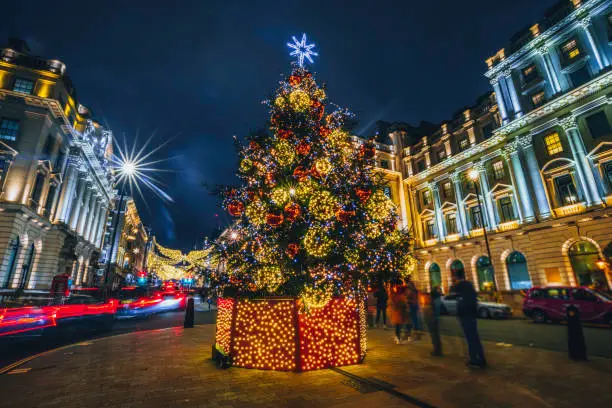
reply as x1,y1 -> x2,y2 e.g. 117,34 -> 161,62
216,35 -> 414,310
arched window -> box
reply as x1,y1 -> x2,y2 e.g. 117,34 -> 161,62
506,251 -> 531,290
18,243 -> 35,289
429,263 -> 441,291
476,256 -> 496,292
569,241 -> 608,290
3,237 -> 20,288
450,259 -> 465,280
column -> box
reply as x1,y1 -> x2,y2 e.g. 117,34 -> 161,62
503,69 -> 523,118
519,134 -> 552,218
476,163 -> 497,230
85,196 -> 100,242
580,18 -> 607,71
55,162 -> 78,223
95,204 -> 108,248
69,176 -> 87,230
77,184 -> 94,235
504,143 -> 535,222
430,183 -> 446,241
537,46 -> 562,94
560,117 -> 602,206
450,172 -> 469,237
491,76 -> 509,124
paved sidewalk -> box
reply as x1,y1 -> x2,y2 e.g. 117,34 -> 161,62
0,325 -> 610,408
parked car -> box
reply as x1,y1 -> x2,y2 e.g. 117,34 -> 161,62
523,286 -> 612,325
440,294 -> 512,319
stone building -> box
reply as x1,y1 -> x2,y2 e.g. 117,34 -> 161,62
0,38 -> 114,291
368,0 -> 612,305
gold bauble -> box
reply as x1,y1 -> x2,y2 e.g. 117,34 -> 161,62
288,89 -> 311,112
303,226 -> 334,258
270,187 -> 290,206
314,157 -> 332,176
273,140 -> 296,166
308,190 -> 337,221
245,201 -> 267,225
366,190 -> 394,220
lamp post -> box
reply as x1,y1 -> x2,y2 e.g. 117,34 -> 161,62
102,161 -> 135,296
468,169 -> 498,292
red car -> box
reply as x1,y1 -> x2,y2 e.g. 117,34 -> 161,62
523,286 -> 612,325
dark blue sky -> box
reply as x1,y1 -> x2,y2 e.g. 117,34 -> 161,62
2,0 -> 558,250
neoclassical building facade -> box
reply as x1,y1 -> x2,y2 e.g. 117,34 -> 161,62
0,39 -> 114,291
369,0 -> 612,302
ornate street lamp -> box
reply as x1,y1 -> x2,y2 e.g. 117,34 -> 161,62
468,169 -> 498,292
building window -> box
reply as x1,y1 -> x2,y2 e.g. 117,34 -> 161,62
443,182 -> 452,199
506,251 -> 532,290
422,190 -> 432,206
12,78 -> 35,95
18,243 -> 36,290
436,149 -> 446,162
30,172 -> 45,208
482,123 -> 494,140
531,91 -> 545,107
2,237 -> 20,288
569,65 -> 592,87
604,162 -> 612,190
0,119 -> 20,142
544,132 -> 563,155
554,174 -> 578,205
585,111 -> 611,139
379,159 -> 389,169
492,161 -> 505,180
470,206 -> 482,229
423,220 -> 436,239
561,39 -> 581,61
521,64 -> 539,83
446,214 -> 458,234
416,160 -> 426,173
498,196 -> 514,222
476,256 -> 496,292
459,138 -> 469,151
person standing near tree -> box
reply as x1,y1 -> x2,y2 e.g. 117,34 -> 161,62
374,283 -> 388,328
388,279 -> 411,344
455,269 -> 487,368
406,280 -> 422,339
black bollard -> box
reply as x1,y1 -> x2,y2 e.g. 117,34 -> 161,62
566,305 -> 587,361
184,297 -> 195,328
428,308 -> 443,357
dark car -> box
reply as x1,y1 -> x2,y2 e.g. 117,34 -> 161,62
523,286 -> 612,325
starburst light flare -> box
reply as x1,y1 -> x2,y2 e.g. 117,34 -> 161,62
287,33 -> 318,67
111,134 -> 175,203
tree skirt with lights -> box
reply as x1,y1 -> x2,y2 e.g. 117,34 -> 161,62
214,297 -> 367,372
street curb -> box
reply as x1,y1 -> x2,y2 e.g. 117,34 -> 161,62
0,326 -> 186,376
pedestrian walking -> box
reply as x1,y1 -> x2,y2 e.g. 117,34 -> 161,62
406,280 -> 422,338
454,270 -> 487,368
387,279 -> 412,344
374,283 -> 388,328
431,285 -> 443,319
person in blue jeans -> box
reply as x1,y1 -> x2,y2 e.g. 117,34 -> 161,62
454,270 -> 487,368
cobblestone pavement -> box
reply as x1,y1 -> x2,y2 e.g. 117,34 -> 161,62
0,325 -> 610,408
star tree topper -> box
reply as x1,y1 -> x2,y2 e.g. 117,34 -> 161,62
287,33 -> 318,67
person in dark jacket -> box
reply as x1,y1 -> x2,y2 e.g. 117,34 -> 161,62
454,270 -> 487,368
374,284 -> 388,328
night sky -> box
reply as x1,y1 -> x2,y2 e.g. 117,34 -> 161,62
2,0 -> 559,251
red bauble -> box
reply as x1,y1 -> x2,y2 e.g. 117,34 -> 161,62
305,72 -> 312,78
278,129 -> 293,140
319,126 -> 331,138
249,141 -> 260,150
356,188 -> 372,202
293,166 -> 309,182
284,202 -> 301,221
286,243 -> 299,258
266,213 -> 284,227
310,165 -> 321,179
296,141 -> 311,156
227,201 -> 245,217
336,208 -> 356,223
288,75 -> 302,86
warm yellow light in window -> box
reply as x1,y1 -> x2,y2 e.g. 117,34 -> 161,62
569,48 -> 580,59
544,132 -> 563,155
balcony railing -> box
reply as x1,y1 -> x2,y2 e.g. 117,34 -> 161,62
424,238 -> 438,247
445,233 -> 460,242
469,228 -> 484,237
553,203 -> 586,217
